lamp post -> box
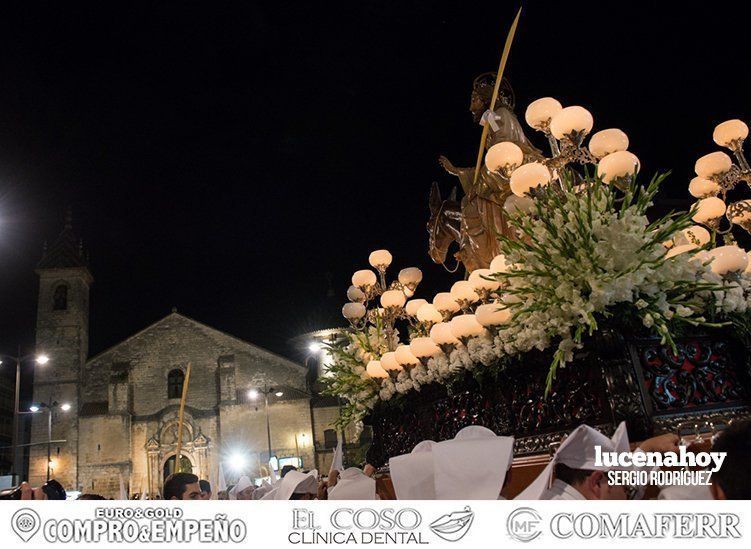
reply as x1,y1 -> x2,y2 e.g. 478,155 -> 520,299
28,400 -> 70,481
0,351 -> 50,478
247,386 -> 283,463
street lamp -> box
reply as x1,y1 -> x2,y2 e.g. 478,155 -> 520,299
27,400 -> 70,482
0,351 -> 50,477
227,451 -> 248,474
247,386 -> 283,463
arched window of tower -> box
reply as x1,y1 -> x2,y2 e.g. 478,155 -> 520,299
53,284 -> 68,310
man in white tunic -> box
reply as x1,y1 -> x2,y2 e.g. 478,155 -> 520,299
516,422 -> 678,500
261,469 -> 319,500
327,467 -> 378,500
390,425 -> 514,500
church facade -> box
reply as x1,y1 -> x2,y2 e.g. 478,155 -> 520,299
29,218 -> 321,497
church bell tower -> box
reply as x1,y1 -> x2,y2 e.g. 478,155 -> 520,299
30,211 -> 92,489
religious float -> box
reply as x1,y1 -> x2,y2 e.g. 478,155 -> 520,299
322,13 -> 751,480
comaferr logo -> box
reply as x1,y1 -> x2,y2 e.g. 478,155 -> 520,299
550,513 -> 742,539
507,507 -> 542,542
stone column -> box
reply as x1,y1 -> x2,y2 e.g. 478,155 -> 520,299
145,437 -> 160,498
193,434 -> 210,481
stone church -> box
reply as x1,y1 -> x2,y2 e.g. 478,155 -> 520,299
29,217 -> 333,497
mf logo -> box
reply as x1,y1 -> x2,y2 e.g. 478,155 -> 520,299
506,507 -> 542,542
292,508 -> 319,530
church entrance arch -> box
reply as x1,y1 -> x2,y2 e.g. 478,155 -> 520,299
162,453 -> 194,480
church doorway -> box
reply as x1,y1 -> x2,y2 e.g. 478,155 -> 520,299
163,455 -> 193,480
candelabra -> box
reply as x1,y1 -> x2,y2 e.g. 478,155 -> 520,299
341,247 -> 519,384
482,97 -> 641,209
688,119 -> 751,242
342,249 -> 423,350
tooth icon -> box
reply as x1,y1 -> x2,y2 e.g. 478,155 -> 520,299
12,509 -> 41,542
430,506 -> 475,542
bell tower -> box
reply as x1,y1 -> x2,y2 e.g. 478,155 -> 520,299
29,211 -> 92,488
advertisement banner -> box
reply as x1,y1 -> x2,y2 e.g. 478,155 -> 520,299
1,500 -> 750,548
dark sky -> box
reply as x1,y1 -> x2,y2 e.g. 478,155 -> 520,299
0,2 -> 748,362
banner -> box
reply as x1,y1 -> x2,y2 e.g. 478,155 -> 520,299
2,500 -> 751,548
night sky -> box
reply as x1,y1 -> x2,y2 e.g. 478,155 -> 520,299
1,2 -> 748,363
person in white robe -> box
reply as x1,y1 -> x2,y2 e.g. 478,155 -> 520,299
327,467 -> 378,500
261,469 -> 319,500
515,423 -> 625,500
251,479 -> 275,500
228,475 -> 255,500
516,422 -> 679,500
389,440 -> 437,499
390,425 -> 514,500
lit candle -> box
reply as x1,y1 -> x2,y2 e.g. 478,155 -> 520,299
692,197 -> 727,224
510,162 -> 552,197
549,106 -> 594,140
347,285 -> 366,302
395,345 -> 420,366
366,360 -> 389,379
433,292 -> 461,313
398,267 -> 423,287
380,289 -> 406,309
674,225 -> 711,247
713,119 -> 749,148
485,141 -> 524,173
429,322 -> 460,345
468,268 -> 501,291
450,280 -> 479,303
588,128 -> 629,159
352,269 -> 377,288
416,303 -> 443,324
475,303 -> 511,326
525,97 -> 563,130
688,177 -> 720,198
490,254 -> 510,273
409,337 -> 441,359
380,352 -> 402,372
405,298 -> 428,317
368,249 -> 393,269
709,245 -> 749,275
342,302 -> 366,320
597,151 -> 640,184
449,314 -> 485,339
694,152 -> 732,179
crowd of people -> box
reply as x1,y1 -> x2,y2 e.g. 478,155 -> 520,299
9,419 -> 751,500
157,418 -> 750,501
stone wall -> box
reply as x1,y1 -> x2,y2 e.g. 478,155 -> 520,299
77,414 -> 131,497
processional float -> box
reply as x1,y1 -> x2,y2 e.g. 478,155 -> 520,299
324,9 -> 751,481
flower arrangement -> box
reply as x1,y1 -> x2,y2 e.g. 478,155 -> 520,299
492,172 -> 726,392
